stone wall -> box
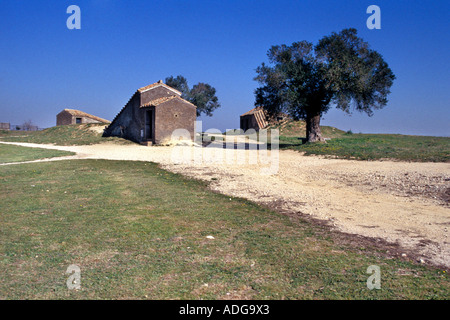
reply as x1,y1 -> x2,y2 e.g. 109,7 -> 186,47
240,114 -> 260,132
140,86 -> 178,104
103,94 -> 142,143
104,89 -> 196,145
56,111 -> 74,125
57,110 -> 107,126
153,99 -> 196,144
0,123 -> 10,130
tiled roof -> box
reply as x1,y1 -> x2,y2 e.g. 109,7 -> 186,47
240,107 -> 264,116
140,95 -> 196,108
137,80 -> 182,96
62,109 -> 110,123
107,81 -> 194,128
240,107 -> 268,129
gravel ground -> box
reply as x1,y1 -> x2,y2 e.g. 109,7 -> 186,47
1,140 -> 449,268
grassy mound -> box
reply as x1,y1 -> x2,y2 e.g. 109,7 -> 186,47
265,120 -> 449,162
288,133 -> 450,162
271,120 -> 346,139
0,124 -> 133,146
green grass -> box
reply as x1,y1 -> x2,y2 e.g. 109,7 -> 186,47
0,144 -> 75,164
1,159 -> 448,299
266,120 -> 450,162
280,133 -> 450,162
0,124 -> 133,146
274,120 -> 346,139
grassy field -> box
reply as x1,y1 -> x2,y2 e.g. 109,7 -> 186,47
1,158 -> 448,299
269,121 -> 450,162
0,124 -> 133,146
0,144 -> 75,164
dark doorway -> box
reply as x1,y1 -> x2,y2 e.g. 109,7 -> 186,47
76,118 -> 82,124
145,109 -> 153,140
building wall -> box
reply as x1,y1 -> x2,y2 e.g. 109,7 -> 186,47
240,114 -> 260,132
104,91 -> 196,144
153,99 -> 196,144
0,123 -> 10,130
140,86 -> 179,105
103,93 -> 142,143
56,111 -> 73,125
82,117 -> 103,124
57,111 -> 107,126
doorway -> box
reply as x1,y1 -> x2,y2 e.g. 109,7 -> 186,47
145,109 -> 153,140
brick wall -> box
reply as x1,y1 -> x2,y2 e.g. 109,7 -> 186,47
104,86 -> 196,145
0,123 -> 10,130
56,111 -> 73,125
140,86 -> 180,104
153,99 -> 196,144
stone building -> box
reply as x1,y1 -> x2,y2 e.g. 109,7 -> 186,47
240,107 -> 268,132
56,109 -> 110,126
103,80 -> 197,145
0,123 -> 10,130
240,107 -> 289,132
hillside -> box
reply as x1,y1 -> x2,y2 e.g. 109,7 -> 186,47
0,123 -> 133,146
269,119 -> 346,139
270,120 -> 450,162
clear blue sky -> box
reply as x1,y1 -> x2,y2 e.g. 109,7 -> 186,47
1,0 -> 449,136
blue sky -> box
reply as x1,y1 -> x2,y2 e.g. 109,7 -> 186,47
0,0 -> 449,136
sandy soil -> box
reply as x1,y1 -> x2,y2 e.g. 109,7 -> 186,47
1,140 -> 449,268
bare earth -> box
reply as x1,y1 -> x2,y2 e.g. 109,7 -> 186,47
1,140 -> 449,268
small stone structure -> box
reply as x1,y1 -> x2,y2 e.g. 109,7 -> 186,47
57,109 -> 110,126
240,107 -> 288,132
0,123 -> 10,130
103,80 -> 197,145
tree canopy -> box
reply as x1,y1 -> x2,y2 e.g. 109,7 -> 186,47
254,28 -> 395,142
165,75 -> 220,117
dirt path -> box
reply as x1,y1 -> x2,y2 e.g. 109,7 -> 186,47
1,141 -> 449,268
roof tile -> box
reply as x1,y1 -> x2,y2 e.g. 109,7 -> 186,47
62,109 -> 110,123
140,95 -> 196,108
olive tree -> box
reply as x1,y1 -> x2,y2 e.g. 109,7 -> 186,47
254,28 -> 395,142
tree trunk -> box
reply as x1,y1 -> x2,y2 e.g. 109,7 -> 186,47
306,114 -> 325,143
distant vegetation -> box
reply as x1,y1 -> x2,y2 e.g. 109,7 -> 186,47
165,75 -> 221,117
0,124 -> 133,146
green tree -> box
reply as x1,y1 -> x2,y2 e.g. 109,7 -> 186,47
165,75 -> 220,117
254,28 -> 395,142
165,75 -> 190,97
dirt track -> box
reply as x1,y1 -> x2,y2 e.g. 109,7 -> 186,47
1,140 -> 449,268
